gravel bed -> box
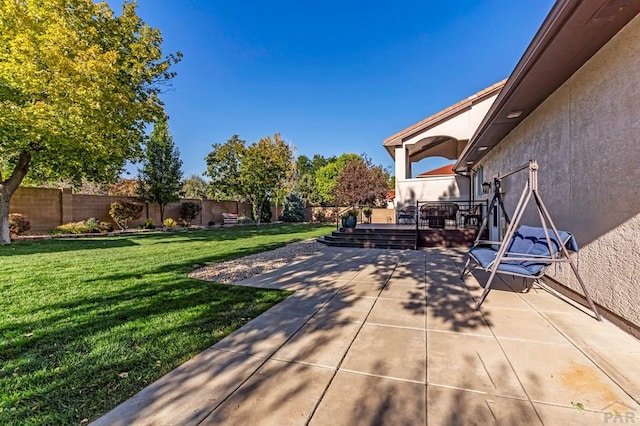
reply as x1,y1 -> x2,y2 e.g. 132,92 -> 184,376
188,239 -> 325,284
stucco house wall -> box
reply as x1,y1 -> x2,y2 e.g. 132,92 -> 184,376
396,175 -> 469,208
388,84 -> 503,208
478,14 -> 640,327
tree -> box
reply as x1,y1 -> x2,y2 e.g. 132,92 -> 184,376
137,118 -> 183,222
333,156 -> 389,208
240,134 -> 294,225
294,174 -> 322,206
312,154 -> 335,174
387,174 -> 395,190
282,192 -> 306,222
179,201 -> 201,226
109,200 -> 144,230
0,0 -> 180,244
204,135 -> 245,200
315,153 -> 360,205
181,175 -> 208,199
205,133 -> 294,225
296,155 -> 313,177
108,179 -> 139,196
293,153 -> 334,206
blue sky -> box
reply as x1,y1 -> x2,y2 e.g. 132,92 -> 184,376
117,0 -> 555,178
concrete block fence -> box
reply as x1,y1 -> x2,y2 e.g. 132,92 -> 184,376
10,187 -> 396,234
9,187 -> 253,233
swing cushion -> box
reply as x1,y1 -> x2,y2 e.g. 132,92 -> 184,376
469,225 -> 578,277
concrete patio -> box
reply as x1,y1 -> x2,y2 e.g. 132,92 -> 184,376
93,247 -> 640,425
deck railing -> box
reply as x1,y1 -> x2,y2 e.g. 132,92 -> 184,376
406,199 -> 489,234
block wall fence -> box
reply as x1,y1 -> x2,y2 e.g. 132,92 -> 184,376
9,187 -> 396,233
9,187 -> 252,233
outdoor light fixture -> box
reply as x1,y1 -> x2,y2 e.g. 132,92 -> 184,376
482,181 -> 491,194
506,110 -> 524,119
478,146 -> 488,151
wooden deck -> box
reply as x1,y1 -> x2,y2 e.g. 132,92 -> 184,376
331,223 -> 485,249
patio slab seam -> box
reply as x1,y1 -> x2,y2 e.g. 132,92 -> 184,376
529,399 -> 638,415
426,383 -> 532,400
338,368 -> 427,385
364,322 -> 426,331
518,282 -> 596,316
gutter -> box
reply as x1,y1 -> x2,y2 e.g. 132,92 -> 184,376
454,0 -> 574,173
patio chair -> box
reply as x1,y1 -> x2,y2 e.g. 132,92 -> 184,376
419,202 -> 458,228
396,205 -> 416,224
461,203 -> 482,228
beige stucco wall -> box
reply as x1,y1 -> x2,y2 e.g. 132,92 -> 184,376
479,14 -> 640,327
396,176 -> 470,208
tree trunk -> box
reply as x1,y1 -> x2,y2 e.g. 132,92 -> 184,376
0,190 -> 11,244
0,150 -> 32,245
254,200 -> 262,226
159,204 -> 165,223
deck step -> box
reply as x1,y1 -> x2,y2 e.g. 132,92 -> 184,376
316,237 -> 414,250
317,227 -> 416,250
317,225 -> 482,250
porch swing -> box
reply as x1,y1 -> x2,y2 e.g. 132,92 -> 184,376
460,160 -> 601,320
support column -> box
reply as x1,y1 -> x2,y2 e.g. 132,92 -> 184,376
61,187 -> 73,225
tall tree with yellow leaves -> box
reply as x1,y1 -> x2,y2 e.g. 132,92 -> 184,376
0,0 -> 181,243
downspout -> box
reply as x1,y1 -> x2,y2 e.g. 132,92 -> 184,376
453,168 -> 473,210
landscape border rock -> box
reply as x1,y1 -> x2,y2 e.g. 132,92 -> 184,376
189,239 -> 324,284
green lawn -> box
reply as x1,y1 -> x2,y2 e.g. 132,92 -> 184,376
0,224 -> 333,425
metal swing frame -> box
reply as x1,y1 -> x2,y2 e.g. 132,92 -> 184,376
461,160 -> 601,320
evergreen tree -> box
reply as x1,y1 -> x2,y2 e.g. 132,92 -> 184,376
282,192 -> 306,222
138,119 -> 183,222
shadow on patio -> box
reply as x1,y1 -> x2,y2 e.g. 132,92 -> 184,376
93,246 -> 640,426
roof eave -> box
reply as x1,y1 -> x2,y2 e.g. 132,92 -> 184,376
384,81 -> 505,152
455,0 -> 640,173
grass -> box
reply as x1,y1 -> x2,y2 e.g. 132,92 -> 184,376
0,224 -> 333,425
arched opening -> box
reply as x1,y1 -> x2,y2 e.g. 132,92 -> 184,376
412,156 -> 453,178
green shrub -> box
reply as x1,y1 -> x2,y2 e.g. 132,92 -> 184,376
179,202 -> 201,226
51,218 -> 112,235
340,209 -> 358,220
52,221 -> 91,234
109,201 -> 143,230
84,217 -> 100,230
282,193 -> 305,222
84,217 -> 111,233
98,221 -> 113,232
141,218 -> 156,229
9,213 -> 31,237
363,207 -> 373,223
163,218 -> 177,228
